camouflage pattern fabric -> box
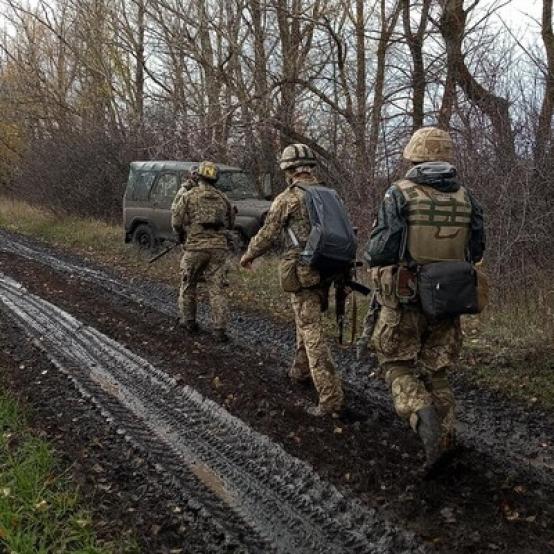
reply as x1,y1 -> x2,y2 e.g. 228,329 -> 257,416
244,175 -> 315,261
171,182 -> 234,251
403,127 -> 453,162
373,304 -> 461,443
179,249 -> 230,330
289,288 -> 344,413
244,174 -> 344,413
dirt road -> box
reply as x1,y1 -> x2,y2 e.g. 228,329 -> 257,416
0,229 -> 552,553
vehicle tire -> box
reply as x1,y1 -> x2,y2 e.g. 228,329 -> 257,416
132,224 -> 158,252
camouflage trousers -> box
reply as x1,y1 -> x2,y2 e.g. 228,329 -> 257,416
179,249 -> 230,331
288,288 -> 344,413
372,305 -> 462,445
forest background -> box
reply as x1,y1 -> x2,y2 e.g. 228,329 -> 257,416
0,0 -> 552,313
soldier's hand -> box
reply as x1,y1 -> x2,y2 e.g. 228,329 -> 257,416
239,254 -> 253,270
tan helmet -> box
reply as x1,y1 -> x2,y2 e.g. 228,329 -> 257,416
403,127 -> 454,162
197,161 -> 219,182
280,144 -> 317,171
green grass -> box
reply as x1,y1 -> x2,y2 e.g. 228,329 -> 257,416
0,390 -> 137,553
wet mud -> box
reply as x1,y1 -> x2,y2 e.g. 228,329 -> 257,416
0,231 -> 552,552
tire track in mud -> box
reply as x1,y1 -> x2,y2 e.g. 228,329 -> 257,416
1,231 -> 553,489
0,272 -> 423,554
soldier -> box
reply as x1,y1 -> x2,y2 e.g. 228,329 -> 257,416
364,127 -> 485,467
172,165 -> 199,212
171,161 -> 235,343
239,144 -> 344,417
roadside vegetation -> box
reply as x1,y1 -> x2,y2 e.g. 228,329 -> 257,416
0,198 -> 553,408
0,386 -> 136,553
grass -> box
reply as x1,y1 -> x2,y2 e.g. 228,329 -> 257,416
0,389 -> 137,553
0,197 -> 553,407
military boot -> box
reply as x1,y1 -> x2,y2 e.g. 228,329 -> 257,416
415,406 -> 443,468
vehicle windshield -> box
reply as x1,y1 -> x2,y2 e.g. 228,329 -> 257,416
217,171 -> 259,200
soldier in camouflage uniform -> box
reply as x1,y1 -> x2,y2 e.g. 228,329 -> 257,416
364,127 -> 486,466
240,144 -> 344,417
175,165 -> 199,205
171,161 -> 235,342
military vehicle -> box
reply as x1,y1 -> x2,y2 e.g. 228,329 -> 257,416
123,161 -> 272,250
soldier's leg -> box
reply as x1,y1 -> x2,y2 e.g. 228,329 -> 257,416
373,306 -> 428,423
420,318 -> 462,449
204,250 -> 230,336
292,289 -> 343,413
179,251 -> 208,328
289,322 -> 311,383
373,306 -> 442,464
384,363 -> 432,430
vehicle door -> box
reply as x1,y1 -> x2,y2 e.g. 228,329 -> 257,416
149,171 -> 180,240
123,170 -> 157,235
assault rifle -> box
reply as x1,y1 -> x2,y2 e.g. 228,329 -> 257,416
356,288 -> 380,360
335,264 -> 371,345
148,242 -> 180,264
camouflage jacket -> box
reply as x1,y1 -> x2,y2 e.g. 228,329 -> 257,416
244,175 -> 316,261
171,182 -> 234,251
364,163 -> 485,267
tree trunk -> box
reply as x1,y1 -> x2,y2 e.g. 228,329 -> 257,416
439,0 -> 516,164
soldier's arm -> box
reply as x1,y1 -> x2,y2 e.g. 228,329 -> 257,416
242,193 -> 289,262
363,185 -> 407,267
467,190 -> 486,263
171,193 -> 190,240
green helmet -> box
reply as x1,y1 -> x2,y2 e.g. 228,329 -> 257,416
197,161 -> 219,182
403,127 -> 453,162
280,144 -> 317,171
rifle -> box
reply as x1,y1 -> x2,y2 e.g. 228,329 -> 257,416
356,288 -> 381,361
335,280 -> 348,345
148,242 -> 180,264
334,271 -> 372,345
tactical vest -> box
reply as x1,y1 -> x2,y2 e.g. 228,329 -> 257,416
191,186 -> 228,228
396,179 -> 471,264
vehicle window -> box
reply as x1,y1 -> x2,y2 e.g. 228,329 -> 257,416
130,171 -> 156,200
216,172 -> 259,200
150,173 -> 179,205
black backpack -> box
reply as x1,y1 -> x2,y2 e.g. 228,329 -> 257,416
294,185 -> 357,275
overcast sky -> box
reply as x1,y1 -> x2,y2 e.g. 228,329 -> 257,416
496,0 -> 542,29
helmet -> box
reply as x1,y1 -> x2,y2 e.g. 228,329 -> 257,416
403,127 -> 453,162
280,144 -> 317,171
197,161 -> 219,182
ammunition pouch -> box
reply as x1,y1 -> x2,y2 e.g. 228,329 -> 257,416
279,252 -> 321,293
395,266 -> 418,303
417,261 -> 482,320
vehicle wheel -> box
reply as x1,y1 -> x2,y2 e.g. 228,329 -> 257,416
132,224 -> 158,252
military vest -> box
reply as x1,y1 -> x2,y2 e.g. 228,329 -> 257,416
190,185 -> 228,228
396,179 -> 471,264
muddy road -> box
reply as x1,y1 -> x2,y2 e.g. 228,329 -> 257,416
0,230 -> 552,553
